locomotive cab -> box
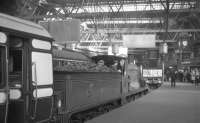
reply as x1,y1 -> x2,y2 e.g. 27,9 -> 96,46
0,13 -> 54,123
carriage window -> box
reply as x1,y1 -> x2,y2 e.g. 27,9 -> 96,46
8,49 -> 23,84
32,52 -> 53,85
32,39 -> 51,50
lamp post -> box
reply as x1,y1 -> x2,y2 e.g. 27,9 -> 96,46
161,0 -> 169,82
178,39 -> 188,68
160,43 -> 168,82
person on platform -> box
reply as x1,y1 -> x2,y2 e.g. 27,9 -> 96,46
186,70 -> 191,83
195,68 -> 199,86
170,70 -> 176,87
191,69 -> 196,84
183,70 -> 187,82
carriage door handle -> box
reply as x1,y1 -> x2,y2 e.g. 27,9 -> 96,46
31,62 -> 38,119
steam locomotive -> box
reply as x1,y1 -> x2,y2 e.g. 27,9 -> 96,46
0,13 -> 148,123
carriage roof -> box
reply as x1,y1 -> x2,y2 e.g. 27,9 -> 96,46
0,13 -> 52,40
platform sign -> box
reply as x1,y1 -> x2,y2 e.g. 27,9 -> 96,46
143,69 -> 162,78
123,34 -> 156,48
40,19 -> 80,43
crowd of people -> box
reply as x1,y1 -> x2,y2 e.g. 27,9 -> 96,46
165,67 -> 200,87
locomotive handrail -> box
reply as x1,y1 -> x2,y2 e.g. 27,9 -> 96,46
32,62 -> 37,84
4,86 -> 9,123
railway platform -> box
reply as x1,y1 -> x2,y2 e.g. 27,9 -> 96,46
86,82 -> 200,123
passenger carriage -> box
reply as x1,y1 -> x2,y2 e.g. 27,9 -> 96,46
0,13 -> 54,123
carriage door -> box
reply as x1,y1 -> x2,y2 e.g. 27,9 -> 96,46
0,45 -> 8,123
0,32 -> 8,122
30,39 -> 53,122
7,36 -> 26,123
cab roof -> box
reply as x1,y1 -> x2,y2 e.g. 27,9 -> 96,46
0,13 -> 52,40
92,55 -> 126,66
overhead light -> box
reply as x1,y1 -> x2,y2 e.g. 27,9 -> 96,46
182,40 -> 188,47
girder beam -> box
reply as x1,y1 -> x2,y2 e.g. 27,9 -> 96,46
85,28 -> 200,34
24,9 -> 200,20
46,0 -> 197,7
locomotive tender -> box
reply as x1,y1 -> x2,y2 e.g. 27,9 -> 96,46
53,51 -> 128,122
0,13 -> 148,123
